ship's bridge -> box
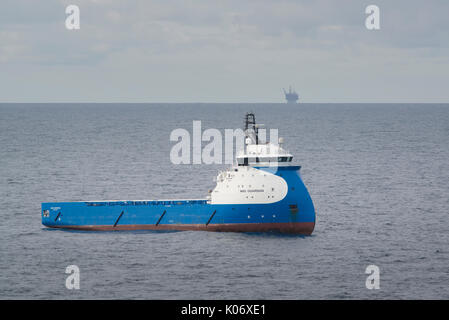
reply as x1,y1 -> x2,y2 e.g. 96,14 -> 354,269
236,141 -> 293,167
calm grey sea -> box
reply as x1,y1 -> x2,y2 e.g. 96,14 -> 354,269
0,103 -> 448,299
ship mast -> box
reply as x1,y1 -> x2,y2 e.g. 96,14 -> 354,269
244,112 -> 258,145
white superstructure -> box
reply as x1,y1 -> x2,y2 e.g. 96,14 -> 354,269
210,113 -> 295,205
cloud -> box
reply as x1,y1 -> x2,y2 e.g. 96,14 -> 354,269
0,0 -> 448,102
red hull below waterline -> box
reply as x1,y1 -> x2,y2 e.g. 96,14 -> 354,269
46,222 -> 315,235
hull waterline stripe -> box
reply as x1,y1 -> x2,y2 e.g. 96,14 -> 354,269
155,210 -> 166,226
206,210 -> 217,226
113,211 -> 124,227
46,222 -> 315,235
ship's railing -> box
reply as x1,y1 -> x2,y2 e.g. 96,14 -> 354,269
85,199 -> 208,207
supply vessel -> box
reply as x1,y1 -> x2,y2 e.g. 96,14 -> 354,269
42,113 -> 315,234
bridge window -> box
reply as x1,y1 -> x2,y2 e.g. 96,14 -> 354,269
238,156 -> 292,164
237,157 -> 249,166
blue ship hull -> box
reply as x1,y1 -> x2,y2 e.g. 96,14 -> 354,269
41,166 -> 315,234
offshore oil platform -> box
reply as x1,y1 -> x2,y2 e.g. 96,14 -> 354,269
283,86 -> 299,103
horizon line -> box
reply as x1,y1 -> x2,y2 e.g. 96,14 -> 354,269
1,102 -> 449,104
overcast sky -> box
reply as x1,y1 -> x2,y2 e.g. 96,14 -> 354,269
1,0 -> 448,102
